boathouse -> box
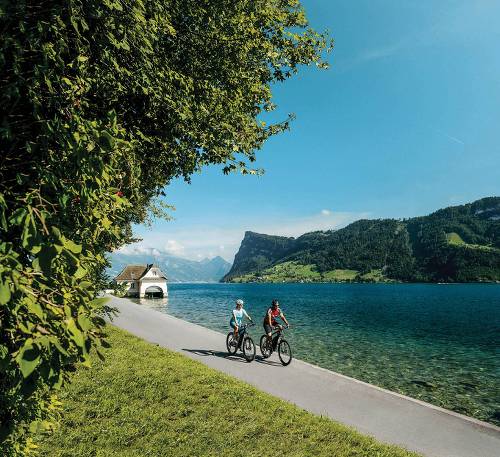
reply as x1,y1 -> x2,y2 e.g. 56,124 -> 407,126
114,264 -> 168,298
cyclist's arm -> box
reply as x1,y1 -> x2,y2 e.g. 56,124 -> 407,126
232,310 -> 239,327
279,312 -> 289,327
266,310 -> 272,325
243,309 -> 252,321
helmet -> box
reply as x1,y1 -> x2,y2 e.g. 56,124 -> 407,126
235,299 -> 244,306
271,299 -> 279,307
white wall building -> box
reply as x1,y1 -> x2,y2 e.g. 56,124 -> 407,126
114,264 -> 168,298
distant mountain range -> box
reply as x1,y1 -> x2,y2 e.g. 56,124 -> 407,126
222,197 -> 500,283
108,253 -> 232,283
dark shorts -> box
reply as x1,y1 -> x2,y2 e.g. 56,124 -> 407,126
230,320 -> 238,330
263,323 -> 274,335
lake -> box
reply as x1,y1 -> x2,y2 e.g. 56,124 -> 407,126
129,283 -> 500,426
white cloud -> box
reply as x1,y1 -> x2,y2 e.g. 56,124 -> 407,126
164,239 -> 185,256
321,209 -> 331,215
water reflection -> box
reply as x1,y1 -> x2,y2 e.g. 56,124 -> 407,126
129,297 -> 169,312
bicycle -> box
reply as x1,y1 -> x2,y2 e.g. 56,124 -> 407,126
259,325 -> 292,366
226,322 -> 256,362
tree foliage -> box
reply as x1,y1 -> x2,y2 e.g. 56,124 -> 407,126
0,0 -> 331,453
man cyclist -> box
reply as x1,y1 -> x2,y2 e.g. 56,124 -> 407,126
230,298 -> 252,342
263,299 -> 289,346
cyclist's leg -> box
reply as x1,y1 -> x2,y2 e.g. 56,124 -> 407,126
264,322 -> 273,344
230,320 -> 239,344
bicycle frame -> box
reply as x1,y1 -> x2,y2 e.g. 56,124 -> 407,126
269,327 -> 285,350
236,322 -> 254,347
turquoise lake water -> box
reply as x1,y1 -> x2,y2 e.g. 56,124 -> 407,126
130,283 -> 500,426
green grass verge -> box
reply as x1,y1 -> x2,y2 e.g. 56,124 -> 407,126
39,326 -> 420,457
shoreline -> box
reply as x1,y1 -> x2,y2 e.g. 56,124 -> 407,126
167,280 -> 500,285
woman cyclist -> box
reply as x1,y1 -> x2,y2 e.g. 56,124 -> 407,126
230,299 -> 252,342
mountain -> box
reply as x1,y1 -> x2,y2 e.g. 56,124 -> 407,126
108,253 -> 232,283
222,197 -> 500,283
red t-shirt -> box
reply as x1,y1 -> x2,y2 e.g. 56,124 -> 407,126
267,306 -> 281,325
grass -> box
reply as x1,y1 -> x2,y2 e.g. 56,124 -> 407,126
231,261 -> 321,283
322,269 -> 359,281
39,326 -> 420,457
446,232 -> 500,252
446,232 -> 466,246
358,269 -> 388,282
232,262 -> 390,283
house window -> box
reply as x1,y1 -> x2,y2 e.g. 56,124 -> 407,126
130,282 -> 135,289
153,271 -> 157,276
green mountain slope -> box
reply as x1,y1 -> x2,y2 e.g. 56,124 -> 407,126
223,197 -> 500,283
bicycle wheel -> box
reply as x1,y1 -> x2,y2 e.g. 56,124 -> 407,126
242,336 -> 256,362
278,339 -> 292,366
226,332 -> 238,355
259,335 -> 272,358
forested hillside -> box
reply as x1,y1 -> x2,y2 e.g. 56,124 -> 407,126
223,197 -> 500,283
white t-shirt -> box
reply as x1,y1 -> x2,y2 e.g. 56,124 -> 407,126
232,308 -> 249,325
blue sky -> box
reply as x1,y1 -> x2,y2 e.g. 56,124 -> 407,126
122,0 -> 500,262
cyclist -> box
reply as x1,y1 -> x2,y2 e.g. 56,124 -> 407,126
230,299 -> 252,342
263,299 -> 289,345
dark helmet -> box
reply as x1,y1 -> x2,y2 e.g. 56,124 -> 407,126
271,299 -> 279,308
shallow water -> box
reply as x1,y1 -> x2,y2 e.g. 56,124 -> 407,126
129,283 -> 500,426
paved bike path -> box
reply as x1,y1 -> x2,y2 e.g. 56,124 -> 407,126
108,296 -> 500,457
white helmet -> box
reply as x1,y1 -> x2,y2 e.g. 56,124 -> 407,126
235,299 -> 244,306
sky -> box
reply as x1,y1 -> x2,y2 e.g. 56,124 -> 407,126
120,0 -> 500,262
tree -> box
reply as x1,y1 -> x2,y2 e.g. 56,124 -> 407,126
0,0 -> 331,453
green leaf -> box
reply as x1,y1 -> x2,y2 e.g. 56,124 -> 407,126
27,299 -> 44,319
77,314 -> 93,331
0,344 -> 9,372
51,226 -> 62,239
50,337 -> 68,356
99,131 -> 115,149
0,280 -> 11,305
102,217 -> 112,229
74,266 -> 87,279
0,193 -> 7,230
89,297 -> 109,309
16,342 -> 40,378
9,207 -> 27,225
63,238 -> 82,254
67,319 -> 84,347
37,245 -> 58,274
